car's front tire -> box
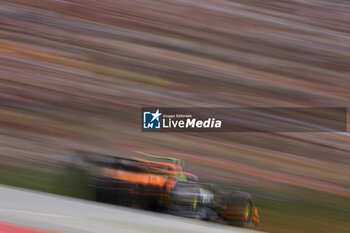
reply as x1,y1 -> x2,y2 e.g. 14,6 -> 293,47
224,191 -> 253,227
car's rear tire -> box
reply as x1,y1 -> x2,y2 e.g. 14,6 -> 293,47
95,177 -> 136,206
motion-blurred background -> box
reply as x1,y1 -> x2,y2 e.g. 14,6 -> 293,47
0,1 -> 349,233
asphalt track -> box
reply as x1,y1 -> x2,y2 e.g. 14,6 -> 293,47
0,185 -> 262,233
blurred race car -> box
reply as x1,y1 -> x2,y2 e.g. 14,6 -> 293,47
78,151 -> 260,228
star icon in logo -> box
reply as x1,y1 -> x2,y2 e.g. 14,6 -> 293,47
151,109 -> 162,122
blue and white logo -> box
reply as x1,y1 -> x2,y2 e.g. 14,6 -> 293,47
143,109 -> 162,129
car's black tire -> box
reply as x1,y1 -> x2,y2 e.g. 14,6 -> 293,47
224,191 -> 253,227
95,176 -> 163,210
95,177 -> 136,206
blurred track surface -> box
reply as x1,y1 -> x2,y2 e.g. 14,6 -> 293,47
0,185 -> 262,233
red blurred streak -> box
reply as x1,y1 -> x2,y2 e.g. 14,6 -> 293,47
0,222 -> 54,233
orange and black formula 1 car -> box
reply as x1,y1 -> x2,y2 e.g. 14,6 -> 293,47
78,151 -> 260,228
